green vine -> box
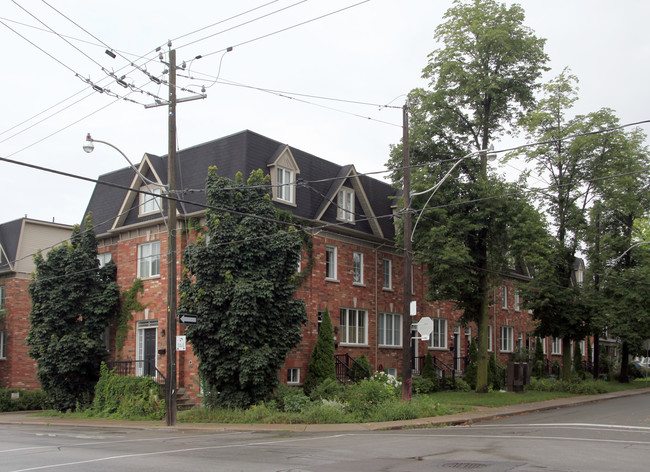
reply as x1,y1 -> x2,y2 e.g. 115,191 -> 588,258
116,279 -> 146,358
294,230 -> 315,286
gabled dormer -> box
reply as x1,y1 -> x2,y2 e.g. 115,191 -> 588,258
268,145 -> 300,206
315,165 -> 384,239
112,153 -> 167,230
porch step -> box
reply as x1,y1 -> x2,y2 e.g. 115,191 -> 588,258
176,388 -> 198,410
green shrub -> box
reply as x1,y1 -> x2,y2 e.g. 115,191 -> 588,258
526,377 -> 608,395
412,376 -> 438,394
533,337 -> 545,378
91,363 -> 165,419
0,389 -> 48,412
349,354 -> 371,382
345,377 -> 395,419
282,391 -> 311,413
303,400 -> 348,424
308,377 -> 344,401
454,377 -> 471,392
303,308 -> 336,395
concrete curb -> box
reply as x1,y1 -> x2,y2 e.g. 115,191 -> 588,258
2,387 -> 649,433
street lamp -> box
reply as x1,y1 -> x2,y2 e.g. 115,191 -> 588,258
83,133 -> 177,426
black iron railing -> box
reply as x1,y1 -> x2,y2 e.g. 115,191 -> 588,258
105,360 -> 166,393
334,353 -> 370,382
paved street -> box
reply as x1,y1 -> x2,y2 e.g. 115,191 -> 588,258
1,392 -> 649,472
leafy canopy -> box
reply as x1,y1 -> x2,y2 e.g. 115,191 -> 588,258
27,215 -> 120,411
179,168 -> 307,408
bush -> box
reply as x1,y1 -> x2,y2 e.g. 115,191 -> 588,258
453,378 -> 471,392
412,376 -> 437,394
303,308 -> 336,395
0,389 -> 48,412
345,377 -> 396,419
303,400 -> 348,424
349,354 -> 371,382
526,377 -> 609,395
308,377 -> 344,401
91,363 -> 165,419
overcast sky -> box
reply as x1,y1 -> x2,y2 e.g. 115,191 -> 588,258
1,0 -> 649,226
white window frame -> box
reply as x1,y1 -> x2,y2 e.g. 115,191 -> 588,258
385,367 -> 398,377
325,245 -> 337,280
340,308 -> 367,345
136,320 -> 158,377
276,166 -> 295,203
140,186 -> 162,215
428,318 -> 447,349
552,337 -> 562,355
353,251 -> 364,285
541,337 -> 547,354
514,289 -> 520,311
337,187 -> 355,222
488,325 -> 493,352
138,240 -> 161,278
287,367 -> 300,384
378,312 -> 402,347
500,326 -> 514,352
0,330 -> 6,359
501,285 -> 508,309
97,252 -> 112,268
382,259 -> 392,290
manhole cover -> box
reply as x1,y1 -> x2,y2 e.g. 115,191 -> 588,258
443,463 -> 489,469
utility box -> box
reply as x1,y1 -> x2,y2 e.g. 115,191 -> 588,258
507,362 -> 530,392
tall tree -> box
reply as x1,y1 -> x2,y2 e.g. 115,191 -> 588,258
27,216 -> 120,411
303,308 -> 336,395
179,168 -> 307,408
390,0 -> 548,392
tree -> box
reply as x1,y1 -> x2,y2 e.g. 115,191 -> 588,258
303,308 -> 336,395
390,0 -> 549,392
27,216 -> 120,411
179,168 -> 307,408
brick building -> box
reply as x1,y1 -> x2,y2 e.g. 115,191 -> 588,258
0,218 -> 73,389
83,130 -> 578,401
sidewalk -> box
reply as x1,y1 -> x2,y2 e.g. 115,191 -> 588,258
2,387 -> 649,433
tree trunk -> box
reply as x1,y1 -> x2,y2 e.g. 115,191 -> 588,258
475,264 -> 490,393
561,338 -> 572,381
593,332 -> 600,380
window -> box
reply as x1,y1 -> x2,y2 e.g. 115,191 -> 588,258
428,318 -> 447,349
325,245 -> 337,280
517,332 -> 523,350
276,167 -> 294,203
340,308 -> 367,345
379,312 -> 402,347
488,325 -> 493,352
382,259 -> 392,289
514,289 -> 520,311
97,252 -> 112,268
0,285 -> 5,310
353,251 -> 364,284
287,368 -> 300,384
337,187 -> 355,222
500,326 -> 514,352
552,337 -> 562,355
501,285 -> 508,309
385,367 -> 398,377
138,241 -> 160,278
0,330 -> 6,359
140,186 -> 162,215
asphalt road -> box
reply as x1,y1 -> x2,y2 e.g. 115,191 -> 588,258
1,393 -> 649,472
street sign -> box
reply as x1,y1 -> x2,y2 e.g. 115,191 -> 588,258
179,313 -> 197,324
176,335 -> 186,351
417,317 -> 434,337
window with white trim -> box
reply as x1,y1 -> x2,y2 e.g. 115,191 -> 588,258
501,285 -> 508,309
337,187 -> 355,222
340,308 -> 367,345
140,186 -> 162,215
488,325 -> 493,352
325,245 -> 337,280
541,337 -> 547,354
0,330 -> 6,359
97,252 -> 112,268
500,326 -> 514,352
276,167 -> 295,203
514,289 -> 520,311
379,312 -> 402,347
353,251 -> 364,285
287,367 -> 300,384
551,337 -> 562,355
428,318 -> 447,349
385,367 -> 397,377
138,240 -> 160,278
382,259 -> 392,289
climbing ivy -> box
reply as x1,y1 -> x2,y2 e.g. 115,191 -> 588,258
116,279 -> 146,357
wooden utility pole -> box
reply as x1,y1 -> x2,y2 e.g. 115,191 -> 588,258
166,48 -> 178,427
401,103 -> 413,402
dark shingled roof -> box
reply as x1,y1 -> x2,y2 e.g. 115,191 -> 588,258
84,130 -> 398,241
0,218 -> 23,273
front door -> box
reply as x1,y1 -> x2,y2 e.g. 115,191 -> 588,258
143,328 -> 157,376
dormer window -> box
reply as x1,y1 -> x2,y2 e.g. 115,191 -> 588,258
140,186 -> 162,215
337,187 -> 355,222
276,166 -> 295,203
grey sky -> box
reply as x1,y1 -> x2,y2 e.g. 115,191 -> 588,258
1,0 -> 648,225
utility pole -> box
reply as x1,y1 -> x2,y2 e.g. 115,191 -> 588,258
166,49 -> 178,427
401,103 -> 413,402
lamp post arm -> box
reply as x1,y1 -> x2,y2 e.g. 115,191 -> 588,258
89,138 -> 164,189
